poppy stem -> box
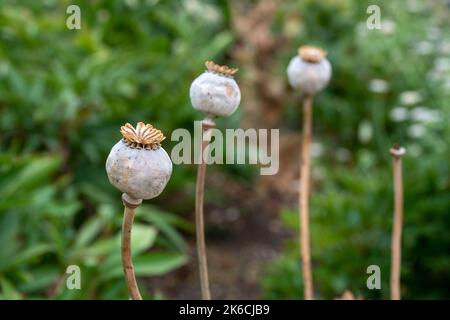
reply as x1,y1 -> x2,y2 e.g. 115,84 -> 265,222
299,95 -> 314,300
390,145 -> 405,300
195,118 -> 215,300
122,194 -> 143,300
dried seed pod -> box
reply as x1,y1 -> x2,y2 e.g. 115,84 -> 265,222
390,143 -> 406,157
189,61 -> 241,118
287,45 -> 332,96
106,122 -> 172,200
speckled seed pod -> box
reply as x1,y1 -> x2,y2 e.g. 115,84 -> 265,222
106,122 -> 172,200
190,61 -> 241,118
287,46 -> 332,96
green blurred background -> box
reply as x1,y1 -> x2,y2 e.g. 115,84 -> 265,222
0,0 -> 449,299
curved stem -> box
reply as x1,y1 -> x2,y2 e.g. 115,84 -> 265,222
390,155 -> 403,300
195,119 -> 214,300
299,95 -> 314,300
122,196 -> 142,300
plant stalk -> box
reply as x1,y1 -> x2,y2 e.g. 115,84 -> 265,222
390,148 -> 404,300
195,118 -> 214,300
122,194 -> 143,300
299,95 -> 314,300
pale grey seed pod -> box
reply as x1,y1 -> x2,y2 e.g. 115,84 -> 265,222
190,61 -> 241,118
106,122 -> 172,201
390,144 -> 406,157
287,46 -> 332,96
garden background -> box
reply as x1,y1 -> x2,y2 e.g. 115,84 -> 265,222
0,0 -> 449,299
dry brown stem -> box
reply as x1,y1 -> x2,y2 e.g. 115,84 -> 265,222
122,194 -> 143,300
390,145 -> 405,300
195,119 -> 215,300
299,95 -> 314,300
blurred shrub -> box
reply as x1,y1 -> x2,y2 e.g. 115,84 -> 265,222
0,0 -> 233,299
263,0 -> 450,299
264,151 -> 450,299
0,152 -> 188,299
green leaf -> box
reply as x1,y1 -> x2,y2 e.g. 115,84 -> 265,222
130,224 -> 158,256
199,31 -> 233,61
0,211 -> 20,270
6,243 -> 53,270
99,252 -> 186,281
0,156 -> 61,198
139,207 -> 187,252
71,238 -> 116,262
0,278 -> 22,300
134,252 -> 187,276
97,224 -> 158,276
73,217 -> 105,249
19,267 -> 60,293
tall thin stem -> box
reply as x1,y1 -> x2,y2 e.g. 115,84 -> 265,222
195,118 -> 214,300
299,95 -> 314,300
122,194 -> 142,300
390,146 -> 405,300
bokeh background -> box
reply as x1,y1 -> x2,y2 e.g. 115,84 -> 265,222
0,0 -> 449,299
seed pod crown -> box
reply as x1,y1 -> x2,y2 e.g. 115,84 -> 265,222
120,122 -> 165,150
298,46 -> 327,63
205,60 -> 238,77
390,143 -> 406,157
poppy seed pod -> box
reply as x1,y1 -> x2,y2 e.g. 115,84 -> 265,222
390,144 -> 406,157
106,122 -> 172,200
190,61 -> 241,118
287,46 -> 332,96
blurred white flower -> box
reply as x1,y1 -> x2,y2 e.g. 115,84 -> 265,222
408,144 -> 423,157
381,20 -> 396,34
0,62 -> 10,76
426,71 -> 440,82
399,91 -> 422,105
408,124 -> 426,138
407,0 -> 423,12
97,10 -> 110,22
203,7 -> 221,22
356,22 -> 368,37
311,142 -> 324,158
443,78 -> 450,90
312,167 -> 325,181
434,58 -> 450,72
358,121 -> 373,144
184,0 -> 221,23
369,79 -> 389,93
414,41 -> 434,55
390,107 -> 409,122
284,16 -> 300,38
335,148 -> 351,162
410,106 -> 440,123
427,58 -> 450,82
439,41 -> 450,54
145,0 -> 160,5
427,27 -> 441,40
125,0 -> 139,8
184,0 -> 200,11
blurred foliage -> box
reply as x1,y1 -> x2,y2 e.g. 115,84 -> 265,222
0,152 -> 188,299
0,0 -> 449,300
263,0 -> 450,299
0,0 -> 232,299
